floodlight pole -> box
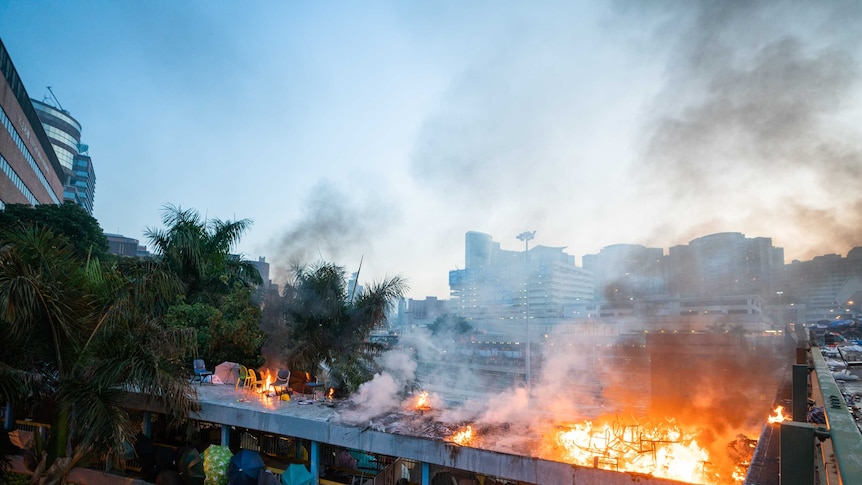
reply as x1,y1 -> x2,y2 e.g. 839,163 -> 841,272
516,230 -> 536,393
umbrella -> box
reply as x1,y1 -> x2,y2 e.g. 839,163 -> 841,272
280,463 -> 313,485
179,447 -> 206,485
228,449 -> 265,485
215,362 -> 240,385
203,445 -> 233,485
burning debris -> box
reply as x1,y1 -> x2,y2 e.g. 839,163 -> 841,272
551,416 -> 712,483
766,406 -> 789,424
413,391 -> 431,411
448,425 -> 474,445
326,331 -> 788,484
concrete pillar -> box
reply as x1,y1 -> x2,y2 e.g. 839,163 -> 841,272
221,425 -> 230,446
310,440 -> 320,483
780,421 -> 815,485
792,364 -> 808,422
3,402 -> 12,430
422,462 -> 430,485
142,411 -> 152,438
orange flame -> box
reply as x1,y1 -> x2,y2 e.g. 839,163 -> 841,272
450,426 -> 474,446
414,391 -> 430,410
767,405 -> 789,424
327,387 -> 335,400
257,370 -> 273,394
553,417 -> 713,484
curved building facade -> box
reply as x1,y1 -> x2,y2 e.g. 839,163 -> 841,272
31,99 -> 96,214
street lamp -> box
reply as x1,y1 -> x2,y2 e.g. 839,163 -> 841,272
516,230 -> 536,392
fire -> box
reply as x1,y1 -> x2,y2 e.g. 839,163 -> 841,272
767,405 -> 788,424
553,417 -> 714,484
414,391 -> 430,410
450,426 -> 474,446
327,387 -> 335,401
257,369 -> 273,394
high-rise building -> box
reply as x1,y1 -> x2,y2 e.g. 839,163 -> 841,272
0,38 -> 64,208
783,247 -> 862,324
582,244 -> 667,301
31,98 -> 96,214
449,231 -> 594,321
667,232 -> 784,300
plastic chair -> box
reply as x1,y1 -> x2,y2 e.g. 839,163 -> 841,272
302,372 -> 324,399
191,359 -> 213,386
236,364 -> 250,389
271,369 -> 290,396
247,368 -> 264,393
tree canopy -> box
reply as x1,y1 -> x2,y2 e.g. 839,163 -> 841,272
0,202 -> 109,260
0,225 -> 196,484
145,204 -> 262,304
278,261 -> 406,392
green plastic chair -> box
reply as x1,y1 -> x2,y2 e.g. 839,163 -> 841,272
235,364 -> 250,389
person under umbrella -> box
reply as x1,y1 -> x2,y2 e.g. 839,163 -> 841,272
227,448 -> 266,485
203,445 -> 233,485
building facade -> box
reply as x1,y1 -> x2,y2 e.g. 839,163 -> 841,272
449,231 -> 594,321
783,247 -> 862,324
31,98 -> 96,214
0,38 -> 64,208
667,232 -> 784,301
582,243 -> 667,301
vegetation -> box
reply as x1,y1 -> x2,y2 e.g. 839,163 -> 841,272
0,203 -> 266,483
0,225 -> 197,485
0,202 -> 109,261
278,261 -> 406,393
145,204 -> 265,367
145,204 -> 262,304
163,286 -> 264,369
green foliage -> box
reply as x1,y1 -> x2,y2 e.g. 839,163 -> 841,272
280,261 -> 406,393
145,204 -> 262,304
0,225 -> 196,483
164,286 -> 264,368
0,202 -> 109,261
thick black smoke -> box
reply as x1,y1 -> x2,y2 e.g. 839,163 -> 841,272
635,0 -> 862,256
267,180 -> 397,284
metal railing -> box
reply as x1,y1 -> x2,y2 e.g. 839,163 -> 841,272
808,346 -> 862,485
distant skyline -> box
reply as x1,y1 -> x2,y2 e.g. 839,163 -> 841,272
1,1 -> 860,298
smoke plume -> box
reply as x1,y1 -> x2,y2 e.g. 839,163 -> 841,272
266,179 -> 398,284
635,0 -> 862,257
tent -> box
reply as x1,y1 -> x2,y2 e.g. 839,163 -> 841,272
215,362 -> 240,386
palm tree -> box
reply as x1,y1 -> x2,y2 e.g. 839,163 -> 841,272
281,262 -> 407,392
0,226 -> 197,485
145,204 -> 262,303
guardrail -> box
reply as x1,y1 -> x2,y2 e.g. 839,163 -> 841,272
807,346 -> 862,485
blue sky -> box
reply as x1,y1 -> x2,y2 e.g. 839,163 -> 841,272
1,1 -> 861,298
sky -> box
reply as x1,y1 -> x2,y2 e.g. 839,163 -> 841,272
1,1 -> 861,299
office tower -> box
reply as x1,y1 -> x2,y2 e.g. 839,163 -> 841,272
31,98 -> 96,214
0,38 -> 64,207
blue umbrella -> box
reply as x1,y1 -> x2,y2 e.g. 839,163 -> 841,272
228,449 -> 265,485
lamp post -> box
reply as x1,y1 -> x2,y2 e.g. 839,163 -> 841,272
516,230 -> 536,392
776,291 -> 784,328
